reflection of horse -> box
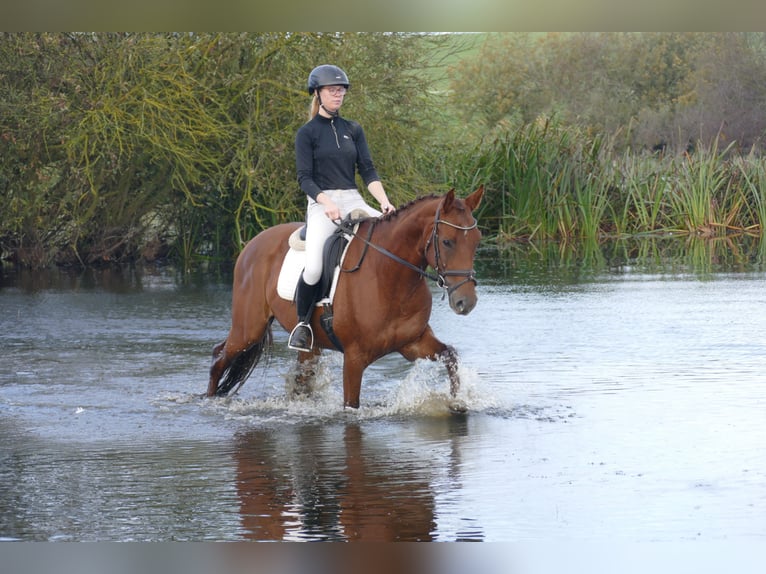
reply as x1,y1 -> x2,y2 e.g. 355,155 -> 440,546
234,424 -> 444,541
207,187 -> 484,410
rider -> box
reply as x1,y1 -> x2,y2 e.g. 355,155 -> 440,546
288,64 -> 396,352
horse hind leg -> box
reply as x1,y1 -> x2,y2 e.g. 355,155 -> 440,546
207,318 -> 274,397
206,338 -> 229,395
212,339 -> 226,361
207,338 -> 237,397
291,348 -> 321,398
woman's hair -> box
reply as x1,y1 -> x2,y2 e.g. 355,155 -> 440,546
308,94 -> 320,121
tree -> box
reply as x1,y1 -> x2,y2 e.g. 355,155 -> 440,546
0,33 -> 451,268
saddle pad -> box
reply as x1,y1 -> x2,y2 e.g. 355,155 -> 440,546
276,248 -> 306,301
276,244 -> 346,305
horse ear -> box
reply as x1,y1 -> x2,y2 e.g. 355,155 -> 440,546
464,185 -> 484,212
442,188 -> 456,211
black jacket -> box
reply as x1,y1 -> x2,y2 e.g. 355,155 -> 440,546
295,114 -> 380,201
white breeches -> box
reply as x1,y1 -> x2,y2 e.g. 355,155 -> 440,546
303,188 -> 381,285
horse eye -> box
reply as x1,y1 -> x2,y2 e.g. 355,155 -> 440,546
442,238 -> 454,248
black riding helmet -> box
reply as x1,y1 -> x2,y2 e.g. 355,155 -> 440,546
307,65 -> 350,95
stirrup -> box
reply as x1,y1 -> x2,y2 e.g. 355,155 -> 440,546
288,322 -> 314,352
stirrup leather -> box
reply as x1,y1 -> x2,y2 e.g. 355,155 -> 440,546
288,322 -> 314,352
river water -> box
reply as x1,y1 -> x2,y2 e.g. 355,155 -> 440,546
1,239 -> 765,545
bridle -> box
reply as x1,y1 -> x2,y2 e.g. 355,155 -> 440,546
336,200 -> 478,298
425,202 -> 479,296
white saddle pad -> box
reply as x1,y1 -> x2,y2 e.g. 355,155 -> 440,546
276,248 -> 345,304
276,210 -> 370,303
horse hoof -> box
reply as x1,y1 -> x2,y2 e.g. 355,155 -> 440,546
448,399 -> 467,414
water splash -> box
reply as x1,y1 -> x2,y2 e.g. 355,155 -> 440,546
193,355 -> 509,425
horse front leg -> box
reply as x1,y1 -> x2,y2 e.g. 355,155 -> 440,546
399,326 -> 467,413
439,344 -> 460,398
342,356 -> 367,409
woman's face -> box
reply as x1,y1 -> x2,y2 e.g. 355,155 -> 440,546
320,85 -> 347,114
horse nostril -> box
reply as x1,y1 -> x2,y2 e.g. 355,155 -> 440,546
450,292 -> 477,315
454,297 -> 473,315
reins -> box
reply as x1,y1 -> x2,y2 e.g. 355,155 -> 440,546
333,201 -> 478,298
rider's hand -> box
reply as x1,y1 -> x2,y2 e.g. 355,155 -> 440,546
324,201 -> 341,221
380,201 -> 395,214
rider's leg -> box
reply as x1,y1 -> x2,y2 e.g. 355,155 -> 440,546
288,272 -> 319,352
288,195 -> 337,352
342,188 -> 382,217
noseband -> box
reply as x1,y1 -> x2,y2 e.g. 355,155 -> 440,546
337,201 -> 478,298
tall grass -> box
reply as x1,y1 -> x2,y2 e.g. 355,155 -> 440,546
732,150 -> 766,233
454,117 -> 617,241
573,135 -> 612,240
665,140 -> 745,235
489,234 -> 766,283
616,151 -> 672,235
447,117 -> 766,243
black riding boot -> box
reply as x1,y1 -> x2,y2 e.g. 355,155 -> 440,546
288,274 -> 318,352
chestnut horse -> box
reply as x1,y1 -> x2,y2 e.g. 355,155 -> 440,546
207,186 -> 484,411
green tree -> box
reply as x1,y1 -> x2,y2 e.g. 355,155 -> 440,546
677,33 -> 766,151
447,32 -> 759,152
0,32 -> 451,268
446,33 -> 543,130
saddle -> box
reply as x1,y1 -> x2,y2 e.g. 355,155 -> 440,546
276,209 -> 370,304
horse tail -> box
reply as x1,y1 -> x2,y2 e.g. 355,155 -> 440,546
215,318 -> 274,397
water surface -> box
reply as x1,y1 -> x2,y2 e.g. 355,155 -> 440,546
1,243 -> 765,542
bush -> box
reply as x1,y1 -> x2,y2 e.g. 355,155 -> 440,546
0,33 -> 450,268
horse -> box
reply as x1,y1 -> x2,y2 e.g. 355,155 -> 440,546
207,186 -> 484,411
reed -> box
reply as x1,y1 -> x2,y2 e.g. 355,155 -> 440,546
616,152 -> 673,235
452,118 -> 766,245
489,234 -> 765,282
572,133 -> 612,240
490,121 -> 554,239
732,150 -> 766,234
460,117 -> 617,242
664,139 -> 741,235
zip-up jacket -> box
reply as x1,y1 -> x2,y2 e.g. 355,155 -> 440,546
295,114 -> 380,201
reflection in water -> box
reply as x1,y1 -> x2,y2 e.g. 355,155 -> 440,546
235,425 -> 343,541
342,424 -> 434,541
234,418 -> 472,542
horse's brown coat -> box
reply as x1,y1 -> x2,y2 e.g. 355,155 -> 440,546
207,187 -> 484,409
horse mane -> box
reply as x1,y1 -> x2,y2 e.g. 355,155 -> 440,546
339,194 -> 441,232
378,194 -> 441,223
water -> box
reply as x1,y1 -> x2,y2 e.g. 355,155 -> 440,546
1,243 -> 766,543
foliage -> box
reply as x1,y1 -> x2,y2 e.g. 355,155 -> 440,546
447,32 -> 766,152
0,32 -> 450,268
445,114 -> 766,243
444,116 -> 617,241
4,32 -> 766,270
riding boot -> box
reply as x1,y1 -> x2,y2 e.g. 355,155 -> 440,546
288,274 -> 318,352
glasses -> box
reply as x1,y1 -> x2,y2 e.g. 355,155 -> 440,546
323,86 -> 347,96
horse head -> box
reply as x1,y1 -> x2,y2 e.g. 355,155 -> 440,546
427,186 -> 484,315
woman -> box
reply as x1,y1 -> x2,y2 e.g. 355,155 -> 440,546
288,64 -> 395,352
